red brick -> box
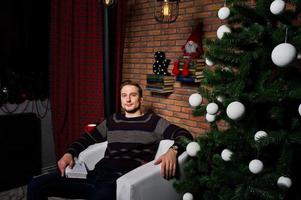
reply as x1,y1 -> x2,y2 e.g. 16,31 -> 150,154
122,0 -> 226,137
166,104 -> 182,112
174,112 -> 189,119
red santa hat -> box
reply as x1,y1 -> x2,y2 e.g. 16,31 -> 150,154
182,23 -> 203,53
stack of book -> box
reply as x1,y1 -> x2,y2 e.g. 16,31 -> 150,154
146,74 -> 174,93
175,58 -> 205,83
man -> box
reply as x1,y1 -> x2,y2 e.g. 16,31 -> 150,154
27,80 -> 193,200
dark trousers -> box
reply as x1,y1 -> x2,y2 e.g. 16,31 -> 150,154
27,167 -> 127,200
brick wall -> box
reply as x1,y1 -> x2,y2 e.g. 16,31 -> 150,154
122,0 -> 224,137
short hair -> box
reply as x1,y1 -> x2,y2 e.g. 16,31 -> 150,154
120,80 -> 143,97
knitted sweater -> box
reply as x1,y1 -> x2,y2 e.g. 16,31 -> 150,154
67,112 -> 193,171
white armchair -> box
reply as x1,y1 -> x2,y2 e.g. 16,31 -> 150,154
76,140 -> 188,200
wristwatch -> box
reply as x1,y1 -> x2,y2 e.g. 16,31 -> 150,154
170,144 -> 179,153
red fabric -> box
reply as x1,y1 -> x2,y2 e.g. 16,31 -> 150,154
182,60 -> 190,76
113,1 -> 127,112
49,0 -> 104,158
172,60 -> 180,75
84,123 -> 97,133
182,23 -> 203,59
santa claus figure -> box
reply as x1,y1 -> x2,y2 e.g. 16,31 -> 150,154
182,23 -> 203,59
172,23 -> 203,76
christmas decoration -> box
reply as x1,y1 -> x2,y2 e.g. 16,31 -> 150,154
0,62 -> 49,106
2,87 -> 8,94
277,176 -> 292,189
216,95 -> 224,103
254,130 -> 268,141
206,113 -> 216,122
183,192 -> 193,200
188,93 -> 202,107
174,1 -> 301,199
270,0 -> 286,15
218,6 -> 230,20
271,43 -> 297,67
153,51 -> 171,75
226,101 -> 245,120
172,60 -> 180,75
186,141 -> 200,157
172,23 -> 205,81
182,60 -> 190,76
182,23 -> 203,59
298,104 -> 301,116
173,59 -> 206,83
249,159 -> 264,174
206,102 -> 219,115
217,24 -> 231,39
205,57 -> 214,66
221,149 -> 232,161
147,52 -> 174,93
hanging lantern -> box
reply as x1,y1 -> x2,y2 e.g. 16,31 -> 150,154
103,0 -> 116,7
154,0 -> 180,23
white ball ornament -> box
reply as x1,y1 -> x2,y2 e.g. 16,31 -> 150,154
221,149 -> 233,161
270,0 -> 286,15
205,57 -> 214,66
249,159 -> 264,174
206,103 -> 219,115
298,104 -> 301,116
254,130 -> 268,141
183,192 -> 194,200
226,101 -> 245,120
218,6 -> 230,20
186,142 -> 201,157
217,25 -> 231,39
271,43 -> 297,67
277,176 -> 292,189
189,93 -> 203,107
206,113 -> 216,122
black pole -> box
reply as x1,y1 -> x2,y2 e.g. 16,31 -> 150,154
103,5 -> 111,118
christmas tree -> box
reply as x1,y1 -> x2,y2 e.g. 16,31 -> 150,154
175,0 -> 301,199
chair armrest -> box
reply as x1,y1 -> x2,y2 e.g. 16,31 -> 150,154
77,141 -> 108,170
116,151 -> 188,200
154,139 -> 174,160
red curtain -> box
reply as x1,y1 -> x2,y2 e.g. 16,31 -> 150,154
49,0 -> 104,158
113,0 -> 127,112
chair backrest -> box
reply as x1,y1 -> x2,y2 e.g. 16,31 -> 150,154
155,139 -> 174,160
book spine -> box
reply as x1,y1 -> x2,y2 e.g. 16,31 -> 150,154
146,85 -> 173,90
147,82 -> 174,86
176,76 -> 202,83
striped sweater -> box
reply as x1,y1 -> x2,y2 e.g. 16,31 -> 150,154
67,112 -> 193,171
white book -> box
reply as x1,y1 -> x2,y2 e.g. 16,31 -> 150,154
65,161 -> 88,179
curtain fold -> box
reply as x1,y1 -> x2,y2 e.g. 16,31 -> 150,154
49,0 -> 104,158
113,0 -> 127,112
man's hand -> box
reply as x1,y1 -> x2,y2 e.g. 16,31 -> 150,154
57,153 -> 75,177
154,148 -> 177,179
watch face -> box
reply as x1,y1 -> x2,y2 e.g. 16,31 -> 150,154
172,145 -> 178,150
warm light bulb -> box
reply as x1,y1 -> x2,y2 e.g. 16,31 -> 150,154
103,0 -> 114,6
162,0 -> 171,16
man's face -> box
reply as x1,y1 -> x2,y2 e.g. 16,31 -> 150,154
120,85 -> 142,113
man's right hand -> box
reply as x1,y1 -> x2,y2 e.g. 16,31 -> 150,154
57,153 -> 75,177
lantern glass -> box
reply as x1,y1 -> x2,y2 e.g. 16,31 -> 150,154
154,0 -> 179,23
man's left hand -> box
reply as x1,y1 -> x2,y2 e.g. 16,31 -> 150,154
154,148 -> 177,179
